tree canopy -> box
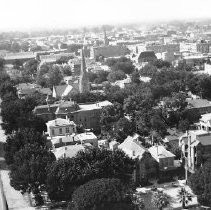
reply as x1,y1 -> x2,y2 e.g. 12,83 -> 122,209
46,148 -> 135,201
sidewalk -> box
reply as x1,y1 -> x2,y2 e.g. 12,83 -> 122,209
0,170 -> 35,210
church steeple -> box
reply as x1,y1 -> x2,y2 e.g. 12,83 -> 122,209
79,48 -> 90,93
104,28 -> 109,46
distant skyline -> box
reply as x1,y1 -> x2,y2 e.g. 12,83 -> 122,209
1,0 -> 211,31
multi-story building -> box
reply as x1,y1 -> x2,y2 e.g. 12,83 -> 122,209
179,130 -> 211,173
90,45 -> 129,60
46,118 -> 76,138
34,100 -> 112,131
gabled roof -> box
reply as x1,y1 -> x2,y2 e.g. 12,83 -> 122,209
53,85 -> 68,97
118,136 -> 147,159
148,146 -> 175,161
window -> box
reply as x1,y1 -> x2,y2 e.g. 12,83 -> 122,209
59,128 -> 62,135
66,127 -> 70,133
52,129 -> 55,136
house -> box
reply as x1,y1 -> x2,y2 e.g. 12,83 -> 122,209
118,135 -> 158,184
90,45 -> 129,60
118,135 -> 147,159
186,98 -> 211,115
55,101 -> 80,119
73,101 -> 112,130
52,84 -> 79,98
74,132 -> 98,147
53,144 -> 86,159
33,104 -> 59,121
4,52 -> 36,64
180,130 -> 211,173
148,145 -> 175,170
163,128 -> 185,147
46,118 -> 76,138
197,113 -> 211,131
16,83 -> 52,99
34,100 -> 112,131
49,131 -> 98,148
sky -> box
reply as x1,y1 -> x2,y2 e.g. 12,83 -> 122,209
1,0 -> 211,31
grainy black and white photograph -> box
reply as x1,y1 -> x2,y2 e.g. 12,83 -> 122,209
0,0 -> 211,209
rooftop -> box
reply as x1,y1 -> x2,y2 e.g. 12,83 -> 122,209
46,118 -> 76,127
118,135 -> 147,159
78,100 -> 112,111
148,146 -> 175,160
75,132 -> 97,141
186,98 -> 211,108
53,144 -> 85,159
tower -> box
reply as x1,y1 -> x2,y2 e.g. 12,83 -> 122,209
79,49 -> 90,93
104,28 -> 109,46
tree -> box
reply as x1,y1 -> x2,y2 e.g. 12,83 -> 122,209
69,92 -> 107,104
0,80 -> 17,98
47,65 -> 63,87
46,148 -> 135,201
10,144 -> 55,206
4,128 -> 47,165
20,41 -> 30,52
138,152 -> 159,185
56,56 -> 73,64
105,57 -> 135,74
62,65 -> 72,76
23,59 -> 39,77
152,191 -> 170,210
69,178 -> 133,210
131,71 -> 141,84
139,64 -> 157,77
189,160 -> 211,207
0,58 -> 5,71
113,117 -> 135,143
94,71 -> 109,84
100,103 -> 124,133
131,193 -> 145,210
177,187 -> 192,209
11,42 -> 21,52
107,70 -> 126,83
13,59 -> 23,69
152,59 -> 171,69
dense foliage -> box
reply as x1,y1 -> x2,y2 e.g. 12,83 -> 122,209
69,178 -> 134,210
189,160 -> 211,207
46,148 -> 135,201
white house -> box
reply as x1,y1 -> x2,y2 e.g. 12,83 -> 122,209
148,145 -> 175,169
46,118 -> 76,138
53,144 -> 85,159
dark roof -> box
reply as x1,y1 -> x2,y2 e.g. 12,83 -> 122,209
34,104 -> 59,115
55,101 -> 79,115
54,85 -> 68,97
